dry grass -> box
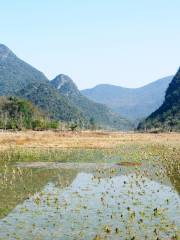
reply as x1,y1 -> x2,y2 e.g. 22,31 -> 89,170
0,130 -> 179,151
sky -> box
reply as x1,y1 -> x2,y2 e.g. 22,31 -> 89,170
0,0 -> 179,89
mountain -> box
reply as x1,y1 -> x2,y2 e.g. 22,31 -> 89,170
51,74 -> 132,130
0,44 -> 49,95
0,44 -> 131,130
51,74 -> 80,97
0,44 -> 87,124
138,68 -> 180,131
17,82 -> 84,123
81,76 -> 173,123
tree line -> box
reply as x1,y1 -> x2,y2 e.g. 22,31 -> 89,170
0,97 -> 98,131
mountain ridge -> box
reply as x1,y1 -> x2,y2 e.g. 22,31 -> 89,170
0,44 -> 87,124
82,75 -> 172,91
138,68 -> 180,131
81,76 -> 173,123
0,44 -> 131,130
51,74 -> 132,130
0,44 -> 49,96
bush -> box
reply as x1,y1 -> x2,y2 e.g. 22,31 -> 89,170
0,97 -> 59,131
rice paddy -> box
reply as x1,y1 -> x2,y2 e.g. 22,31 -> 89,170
0,131 -> 179,239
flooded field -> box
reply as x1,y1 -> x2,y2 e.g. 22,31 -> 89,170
0,131 -> 179,239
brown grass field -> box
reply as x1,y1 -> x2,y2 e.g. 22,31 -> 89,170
0,130 -> 179,150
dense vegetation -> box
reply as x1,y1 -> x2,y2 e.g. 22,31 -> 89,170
138,68 -> 180,131
17,82 -> 86,125
0,96 -> 59,130
51,74 -> 132,130
82,76 -> 172,124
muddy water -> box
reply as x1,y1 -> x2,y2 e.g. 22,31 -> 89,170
0,164 -> 179,240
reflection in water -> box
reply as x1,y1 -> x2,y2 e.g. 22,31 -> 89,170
0,171 -> 179,240
0,168 -> 77,218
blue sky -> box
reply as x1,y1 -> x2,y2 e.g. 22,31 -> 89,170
0,0 -> 179,89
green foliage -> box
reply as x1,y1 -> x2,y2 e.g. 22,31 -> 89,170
138,68 -> 180,132
69,123 -> 78,131
48,120 -> 59,129
32,119 -> 59,131
0,96 -> 59,130
0,96 -> 39,130
89,117 -> 96,130
17,82 -> 86,124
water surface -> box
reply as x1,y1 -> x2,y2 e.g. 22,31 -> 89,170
0,163 -> 179,240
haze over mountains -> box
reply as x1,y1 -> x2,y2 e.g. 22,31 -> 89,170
0,43 -> 179,131
82,76 -> 173,123
0,44 -> 131,130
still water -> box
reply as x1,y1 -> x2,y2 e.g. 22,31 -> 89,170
0,163 -> 179,240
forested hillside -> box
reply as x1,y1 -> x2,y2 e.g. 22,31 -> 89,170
17,82 -> 85,124
0,44 -> 48,95
0,44 -> 131,130
51,74 -> 132,130
138,68 -> 180,131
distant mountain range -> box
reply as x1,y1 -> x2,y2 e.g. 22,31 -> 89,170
81,76 -> 173,124
1,43 -> 178,131
0,44 -> 131,130
138,68 -> 180,131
